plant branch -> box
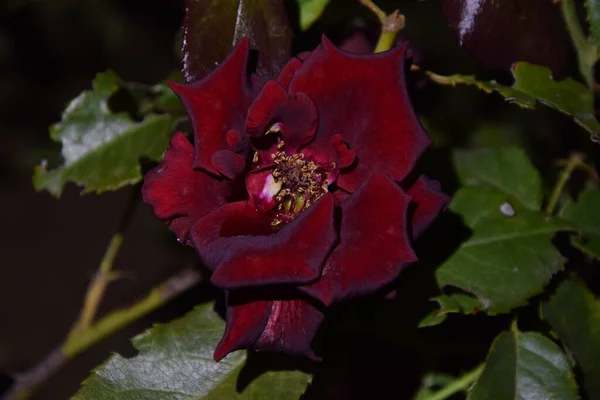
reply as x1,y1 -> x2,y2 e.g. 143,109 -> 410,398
560,0 -> 598,89
545,152 -> 585,216
1,268 -> 201,400
71,187 -> 139,332
425,363 -> 484,400
358,0 -> 405,53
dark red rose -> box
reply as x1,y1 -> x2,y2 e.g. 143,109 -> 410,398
142,36 -> 449,361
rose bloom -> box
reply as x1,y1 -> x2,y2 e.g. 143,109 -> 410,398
143,37 -> 449,361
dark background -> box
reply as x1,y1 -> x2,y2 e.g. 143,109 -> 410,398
0,1 -> 201,398
0,0 -> 586,399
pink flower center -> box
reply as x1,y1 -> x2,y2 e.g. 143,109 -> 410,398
257,141 -> 336,226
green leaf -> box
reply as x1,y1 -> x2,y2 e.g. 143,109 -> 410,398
418,293 -> 482,328
588,0 -> 600,48
543,275 -> 600,400
426,62 -> 600,140
436,186 -> 568,313
33,71 -> 175,198
560,188 -> 600,260
468,329 -> 579,400
297,0 -> 331,30
74,303 -> 311,399
454,147 -> 542,210
183,0 -> 292,82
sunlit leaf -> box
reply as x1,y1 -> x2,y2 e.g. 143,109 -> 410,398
434,148 -> 570,313
436,186 -> 568,313
425,63 -> 600,141
297,0 -> 331,30
74,303 -> 312,399
468,328 -> 579,399
33,71 -> 175,198
453,147 -> 542,210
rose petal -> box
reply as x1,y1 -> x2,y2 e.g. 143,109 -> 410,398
211,149 -> 246,179
277,52 -> 312,89
245,167 -> 278,212
169,38 -> 259,176
191,201 -> 272,271
246,80 -> 318,150
215,292 -> 323,361
407,176 -> 451,237
300,173 -> 417,305
142,133 -> 230,245
210,194 -> 337,288
255,298 -> 323,358
331,133 -> 356,169
289,36 -> 432,189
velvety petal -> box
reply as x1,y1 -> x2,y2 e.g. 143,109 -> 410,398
289,36 -> 432,189
339,32 -> 374,54
246,80 -> 318,150
210,149 -> 246,179
276,52 -> 312,89
141,132 -> 230,245
255,298 -> 323,358
215,293 -> 323,361
300,173 -> 417,305
407,176 -> 451,237
169,38 -> 259,176
277,58 -> 303,89
245,167 -> 278,212
331,133 -> 356,169
191,201 -> 272,271
209,194 -> 337,289
214,295 -> 271,361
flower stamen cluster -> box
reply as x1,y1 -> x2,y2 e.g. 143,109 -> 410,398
268,142 -> 334,226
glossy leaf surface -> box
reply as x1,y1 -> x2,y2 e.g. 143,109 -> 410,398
33,71 -> 175,198
435,148 -> 569,313
468,329 -> 579,400
427,63 -> 600,140
74,303 -> 311,399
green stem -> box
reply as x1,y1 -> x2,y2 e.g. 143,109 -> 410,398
561,0 -> 598,89
63,268 -> 201,358
375,31 -> 398,53
425,364 -> 484,400
2,268 -> 201,400
358,0 -> 405,53
71,187 -> 140,332
544,152 -> 585,216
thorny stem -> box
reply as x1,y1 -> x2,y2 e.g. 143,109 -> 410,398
544,152 -> 586,216
425,363 -> 484,400
1,268 -> 201,400
358,0 -> 405,53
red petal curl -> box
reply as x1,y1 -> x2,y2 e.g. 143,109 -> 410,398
300,173 -> 417,305
246,80 -> 318,151
192,195 -> 337,288
288,36 -> 432,190
141,133 -> 230,245
215,293 -> 323,361
169,38 -> 260,177
407,176 -> 450,237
